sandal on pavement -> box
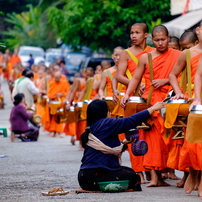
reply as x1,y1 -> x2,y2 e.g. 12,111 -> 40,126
42,187 -> 69,196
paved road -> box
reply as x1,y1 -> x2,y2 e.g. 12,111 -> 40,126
0,79 -> 201,202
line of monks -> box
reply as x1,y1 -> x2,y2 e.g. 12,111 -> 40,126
1,21 -> 202,199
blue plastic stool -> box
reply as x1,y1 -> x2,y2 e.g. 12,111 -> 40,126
0,128 -> 7,137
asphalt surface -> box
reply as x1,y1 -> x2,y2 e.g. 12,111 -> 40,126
0,78 -> 201,202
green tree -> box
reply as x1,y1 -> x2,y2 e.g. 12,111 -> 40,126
47,0 -> 170,51
2,4 -> 57,49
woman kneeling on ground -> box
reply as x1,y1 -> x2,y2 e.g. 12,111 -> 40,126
10,93 -> 39,142
78,100 -> 165,191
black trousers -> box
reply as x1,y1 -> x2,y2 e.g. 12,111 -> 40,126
78,166 -> 141,191
13,126 -> 39,141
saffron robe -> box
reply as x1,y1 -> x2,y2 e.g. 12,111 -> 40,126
178,53 -> 202,171
141,48 -> 181,171
44,79 -> 69,133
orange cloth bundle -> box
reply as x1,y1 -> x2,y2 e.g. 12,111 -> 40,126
111,95 -> 124,117
186,113 -> 202,143
80,103 -> 88,120
65,108 -> 82,123
124,102 -> 147,117
49,101 -> 61,115
164,103 -> 189,139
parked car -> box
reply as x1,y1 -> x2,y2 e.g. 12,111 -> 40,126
45,52 -> 62,67
18,46 -> 45,67
81,57 -> 115,71
65,52 -> 91,83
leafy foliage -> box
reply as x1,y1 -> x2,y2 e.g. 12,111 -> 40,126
47,0 -> 170,51
3,4 -> 57,49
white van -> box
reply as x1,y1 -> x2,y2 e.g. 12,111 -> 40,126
18,46 -> 45,67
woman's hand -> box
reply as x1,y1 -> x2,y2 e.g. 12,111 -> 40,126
147,102 -> 166,115
121,138 -> 138,145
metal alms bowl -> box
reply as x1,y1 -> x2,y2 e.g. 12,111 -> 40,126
69,106 -> 75,112
159,97 -> 170,119
160,98 -> 188,119
167,99 -> 187,104
75,102 -> 83,108
83,100 -> 89,104
191,105 -> 202,114
83,100 -> 92,105
105,97 -> 113,101
127,96 -> 146,103
49,100 -> 61,104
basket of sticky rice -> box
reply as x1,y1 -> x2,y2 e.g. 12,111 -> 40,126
98,180 -> 129,192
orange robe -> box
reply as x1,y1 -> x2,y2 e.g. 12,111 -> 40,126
126,46 -> 155,173
36,80 -> 45,120
141,48 -> 181,171
90,74 -> 100,99
64,82 -> 86,140
34,73 -> 39,81
44,79 -> 69,133
127,46 -> 155,77
5,59 -> 12,80
178,53 -> 202,171
10,55 -> 21,69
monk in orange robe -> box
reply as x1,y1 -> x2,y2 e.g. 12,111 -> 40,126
189,54 -> 202,199
44,71 -> 69,137
113,23 -> 155,184
63,68 -> 87,145
36,69 -> 47,121
165,31 -> 199,183
169,21 -> 202,195
121,25 -> 181,187
10,48 -> 21,69
99,47 -> 124,99
64,68 -> 94,147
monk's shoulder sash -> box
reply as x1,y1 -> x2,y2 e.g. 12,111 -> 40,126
147,52 -> 154,106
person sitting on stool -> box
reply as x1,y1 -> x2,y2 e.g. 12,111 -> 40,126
10,93 -> 39,142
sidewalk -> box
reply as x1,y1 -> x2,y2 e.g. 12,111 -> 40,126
0,80 -> 200,202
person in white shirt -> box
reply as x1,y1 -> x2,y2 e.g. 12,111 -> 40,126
17,71 -> 40,108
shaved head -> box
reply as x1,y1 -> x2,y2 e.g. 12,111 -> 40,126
53,65 -> 60,72
170,36 -> 179,43
101,60 -> 111,67
180,31 -> 198,44
132,22 -> 149,33
54,71 -> 61,83
152,25 -> 169,37
168,36 -> 180,50
113,46 -> 124,53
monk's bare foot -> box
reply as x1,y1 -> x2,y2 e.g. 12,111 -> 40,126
59,133 -> 64,138
146,170 -> 158,187
198,172 -> 202,198
168,169 -> 181,180
48,132 -> 54,137
137,172 -> 145,184
184,168 -> 198,194
71,136 -> 75,145
161,173 -> 168,179
194,172 -> 200,190
175,172 -> 189,188
78,145 -> 84,151
145,171 -> 151,181
158,178 -> 171,186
